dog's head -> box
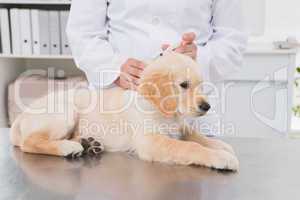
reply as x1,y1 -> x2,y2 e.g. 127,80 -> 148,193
138,52 -> 210,118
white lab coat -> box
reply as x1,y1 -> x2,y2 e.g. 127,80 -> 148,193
67,0 -> 247,88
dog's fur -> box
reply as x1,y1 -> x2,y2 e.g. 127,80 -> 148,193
10,52 -> 239,170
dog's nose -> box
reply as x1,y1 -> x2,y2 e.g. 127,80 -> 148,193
199,102 -> 211,112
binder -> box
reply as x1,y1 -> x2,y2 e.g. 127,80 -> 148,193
59,11 -> 71,55
31,9 -> 50,55
10,8 -> 22,55
49,11 -> 60,55
0,8 -> 11,54
19,9 -> 33,55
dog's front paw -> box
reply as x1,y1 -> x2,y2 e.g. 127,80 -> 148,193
207,150 -> 239,171
59,140 -> 84,158
80,137 -> 104,156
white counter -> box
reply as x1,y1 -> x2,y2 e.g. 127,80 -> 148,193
246,43 -> 298,55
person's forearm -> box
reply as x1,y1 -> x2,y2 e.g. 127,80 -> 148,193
66,0 -> 128,88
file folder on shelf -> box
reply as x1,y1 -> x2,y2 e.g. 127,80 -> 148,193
0,8 -> 11,54
31,9 -> 50,55
20,9 -> 33,55
10,8 -> 22,55
59,10 -> 71,55
49,10 -> 60,55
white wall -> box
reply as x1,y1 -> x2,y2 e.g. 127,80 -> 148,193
250,0 -> 300,66
253,0 -> 300,41
266,0 -> 300,34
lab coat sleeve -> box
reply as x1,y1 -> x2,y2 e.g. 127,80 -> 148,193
66,0 -> 128,88
197,0 -> 248,81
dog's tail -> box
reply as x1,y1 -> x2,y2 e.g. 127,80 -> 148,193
10,116 -> 22,147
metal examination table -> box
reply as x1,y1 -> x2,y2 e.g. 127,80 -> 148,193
0,129 -> 299,200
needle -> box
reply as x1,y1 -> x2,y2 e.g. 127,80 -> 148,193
154,43 -> 181,59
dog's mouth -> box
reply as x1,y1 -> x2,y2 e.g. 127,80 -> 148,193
195,111 -> 208,117
181,109 -> 208,118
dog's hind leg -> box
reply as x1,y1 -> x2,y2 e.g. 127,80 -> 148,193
21,132 -> 84,158
18,113 -> 84,158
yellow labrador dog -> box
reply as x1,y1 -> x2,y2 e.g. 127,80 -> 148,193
10,52 -> 239,171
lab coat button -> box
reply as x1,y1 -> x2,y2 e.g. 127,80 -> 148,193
152,17 -> 160,25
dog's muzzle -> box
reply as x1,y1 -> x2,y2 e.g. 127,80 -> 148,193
198,102 -> 211,112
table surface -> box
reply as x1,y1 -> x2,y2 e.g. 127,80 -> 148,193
0,128 -> 299,200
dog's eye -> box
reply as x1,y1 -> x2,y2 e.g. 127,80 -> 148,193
180,81 -> 189,89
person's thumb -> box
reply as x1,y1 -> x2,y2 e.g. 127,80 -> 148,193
182,32 -> 196,45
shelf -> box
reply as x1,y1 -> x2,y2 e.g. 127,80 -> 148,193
246,43 -> 299,55
0,0 -> 71,5
0,54 -> 73,59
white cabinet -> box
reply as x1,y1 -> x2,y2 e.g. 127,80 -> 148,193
222,80 -> 289,138
228,49 -> 296,137
194,46 -> 297,138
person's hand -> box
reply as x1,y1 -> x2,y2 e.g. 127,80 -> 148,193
162,32 -> 198,60
115,58 -> 145,90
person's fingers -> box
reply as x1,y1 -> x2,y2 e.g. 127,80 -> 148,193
174,46 -> 185,53
184,44 -> 196,52
182,32 -> 196,42
188,44 -> 197,53
174,45 -> 189,54
119,58 -> 145,90
161,44 -> 170,51
122,61 -> 144,77
127,74 -> 140,85
121,71 -> 140,84
128,59 -> 145,70
122,76 -> 138,90
134,63 -> 145,70
184,52 -> 197,60
175,44 -> 196,53
182,32 -> 196,45
126,66 -> 143,78
173,43 -> 197,60
119,77 -> 135,90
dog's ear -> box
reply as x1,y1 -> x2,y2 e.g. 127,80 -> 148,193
138,70 -> 177,117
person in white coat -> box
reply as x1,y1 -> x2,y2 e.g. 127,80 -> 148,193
67,0 -> 247,90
